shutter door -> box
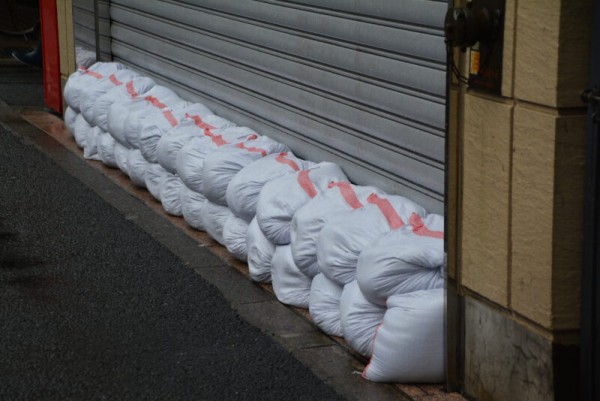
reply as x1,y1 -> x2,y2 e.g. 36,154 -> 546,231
109,0 -> 447,214
72,0 -> 112,60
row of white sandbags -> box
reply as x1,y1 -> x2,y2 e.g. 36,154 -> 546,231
63,62 -> 445,383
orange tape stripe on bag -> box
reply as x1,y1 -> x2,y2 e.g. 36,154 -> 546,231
366,193 -> 405,230
185,113 -> 229,146
125,81 -> 138,98
108,74 -> 123,86
79,66 -> 103,79
328,182 -> 363,209
235,142 -> 268,157
145,96 -> 178,127
297,170 -> 318,198
409,213 -> 444,239
275,152 -> 300,171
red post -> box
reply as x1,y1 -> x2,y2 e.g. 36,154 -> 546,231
39,0 -> 62,114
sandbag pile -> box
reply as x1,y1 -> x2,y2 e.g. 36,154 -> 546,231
64,62 -> 447,384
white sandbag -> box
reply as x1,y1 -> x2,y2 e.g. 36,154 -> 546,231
64,107 -> 78,135
156,114 -> 236,173
317,193 -> 427,286
80,69 -> 140,125
201,201 -> 232,246
308,273 -> 344,337
291,182 -> 381,278
127,149 -> 150,188
180,185 -> 207,231
123,94 -> 186,149
203,136 -> 289,206
138,102 -> 213,163
73,113 -> 92,148
271,245 -> 312,308
226,152 -> 311,223
222,214 -> 250,261
114,141 -> 130,176
356,214 -> 445,306
94,76 -> 156,132
256,162 -> 348,245
107,85 -> 179,147
97,131 -> 118,168
339,280 -> 385,357
160,173 -> 184,216
145,163 -> 168,201
75,46 -> 96,68
246,217 -> 275,283
83,126 -> 103,161
362,289 -> 445,383
63,62 -> 125,111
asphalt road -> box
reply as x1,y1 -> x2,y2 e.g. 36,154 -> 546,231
0,123 -> 345,401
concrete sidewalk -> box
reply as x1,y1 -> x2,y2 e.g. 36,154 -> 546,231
0,52 -> 462,400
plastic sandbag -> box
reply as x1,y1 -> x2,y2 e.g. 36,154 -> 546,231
175,127 -> 256,193
246,217 -> 275,283
97,131 -> 118,168
226,152 -> 312,223
94,76 -> 156,132
107,85 -> 179,147
309,273 -> 344,337
75,46 -> 96,68
222,214 -> 250,261
73,113 -> 92,148
138,102 -> 214,163
201,201 -> 232,246
64,107 -> 78,135
291,182 -> 381,278
317,193 -> 427,286
83,126 -> 103,161
160,173 -> 184,216
156,114 -> 236,173
271,245 -> 312,308
339,281 -> 385,357
362,289 -> 445,383
114,141 -> 130,176
63,62 -> 125,111
180,185 -> 207,231
80,69 -> 140,125
256,162 -> 347,245
357,214 -> 445,306
145,163 -> 168,201
127,149 -> 150,188
203,135 -> 289,206
123,94 -> 186,149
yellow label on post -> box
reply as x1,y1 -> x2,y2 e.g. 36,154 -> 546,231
470,49 -> 481,75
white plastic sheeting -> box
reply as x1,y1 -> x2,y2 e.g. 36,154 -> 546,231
256,162 -> 348,245
362,289 -> 445,383
291,182 -> 381,278
246,217 -> 275,283
308,273 -> 344,337
226,152 -> 310,223
222,214 -> 250,261
202,135 -> 289,206
271,245 -> 312,308
317,194 -> 427,286
339,280 -> 386,357
356,213 -> 445,306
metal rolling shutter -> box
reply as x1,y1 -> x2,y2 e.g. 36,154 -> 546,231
109,0 -> 447,214
72,0 -> 112,60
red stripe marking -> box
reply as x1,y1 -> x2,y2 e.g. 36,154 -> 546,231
109,74 -> 123,86
235,142 -> 267,157
275,152 -> 300,171
162,110 -> 178,127
184,113 -> 225,144
126,81 -> 138,98
145,95 -> 168,109
409,213 -> 444,239
210,135 -> 228,147
80,66 -> 103,79
367,193 -> 405,230
362,320 -> 385,380
297,170 -> 318,198
246,134 -> 258,141
328,182 -> 363,209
